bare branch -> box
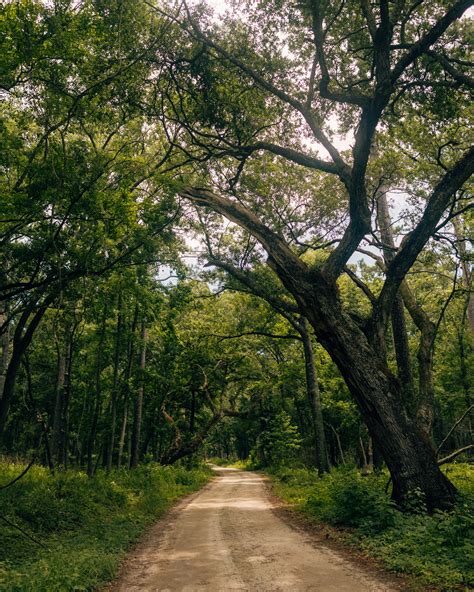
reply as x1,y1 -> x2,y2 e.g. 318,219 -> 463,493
436,405 -> 474,456
438,444 -> 474,466
209,331 -> 302,342
344,266 -> 376,303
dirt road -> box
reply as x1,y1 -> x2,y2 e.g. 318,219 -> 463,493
114,467 -> 397,591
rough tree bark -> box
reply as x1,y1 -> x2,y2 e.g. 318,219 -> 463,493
107,293 -> 123,471
130,319 -> 147,469
300,318 -> 329,474
293,271 -> 456,510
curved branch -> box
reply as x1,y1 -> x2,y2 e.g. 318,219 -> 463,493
391,0 -> 474,84
181,188 -> 309,287
206,258 -> 300,314
210,331 -> 302,342
0,456 -> 36,490
344,266 -> 376,303
375,145 -> 474,326
249,142 -> 344,177
438,444 -> 474,466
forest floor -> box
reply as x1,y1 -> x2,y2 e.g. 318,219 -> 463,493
110,466 -> 401,591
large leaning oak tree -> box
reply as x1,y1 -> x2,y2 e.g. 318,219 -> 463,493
149,0 -> 474,509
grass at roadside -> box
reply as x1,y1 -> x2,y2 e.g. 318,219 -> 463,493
268,463 -> 474,592
0,460 -> 212,591
206,457 -> 247,469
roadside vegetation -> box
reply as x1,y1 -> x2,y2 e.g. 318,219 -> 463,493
0,460 -> 211,592
268,463 -> 474,592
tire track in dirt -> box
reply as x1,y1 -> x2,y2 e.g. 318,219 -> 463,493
112,467 -> 398,591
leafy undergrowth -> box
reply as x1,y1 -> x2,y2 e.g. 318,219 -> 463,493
0,460 -> 211,591
207,457 -> 248,469
269,463 -> 474,592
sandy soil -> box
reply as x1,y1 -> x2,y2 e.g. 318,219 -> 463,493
112,467 -> 398,591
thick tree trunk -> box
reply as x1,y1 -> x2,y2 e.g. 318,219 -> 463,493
182,185 -> 462,510
297,278 -> 456,510
130,320 -> 146,469
300,319 -> 329,474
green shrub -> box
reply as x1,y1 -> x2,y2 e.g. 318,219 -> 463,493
310,469 -> 398,531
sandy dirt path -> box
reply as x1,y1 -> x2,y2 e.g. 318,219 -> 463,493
114,467 -> 397,591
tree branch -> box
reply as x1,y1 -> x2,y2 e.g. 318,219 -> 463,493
425,49 -> 474,89
209,331 -> 302,342
249,142 -> 343,176
205,258 -> 300,314
375,146 -> 474,326
391,0 -> 474,84
436,405 -> 474,456
181,187 -> 309,290
438,444 -> 474,466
